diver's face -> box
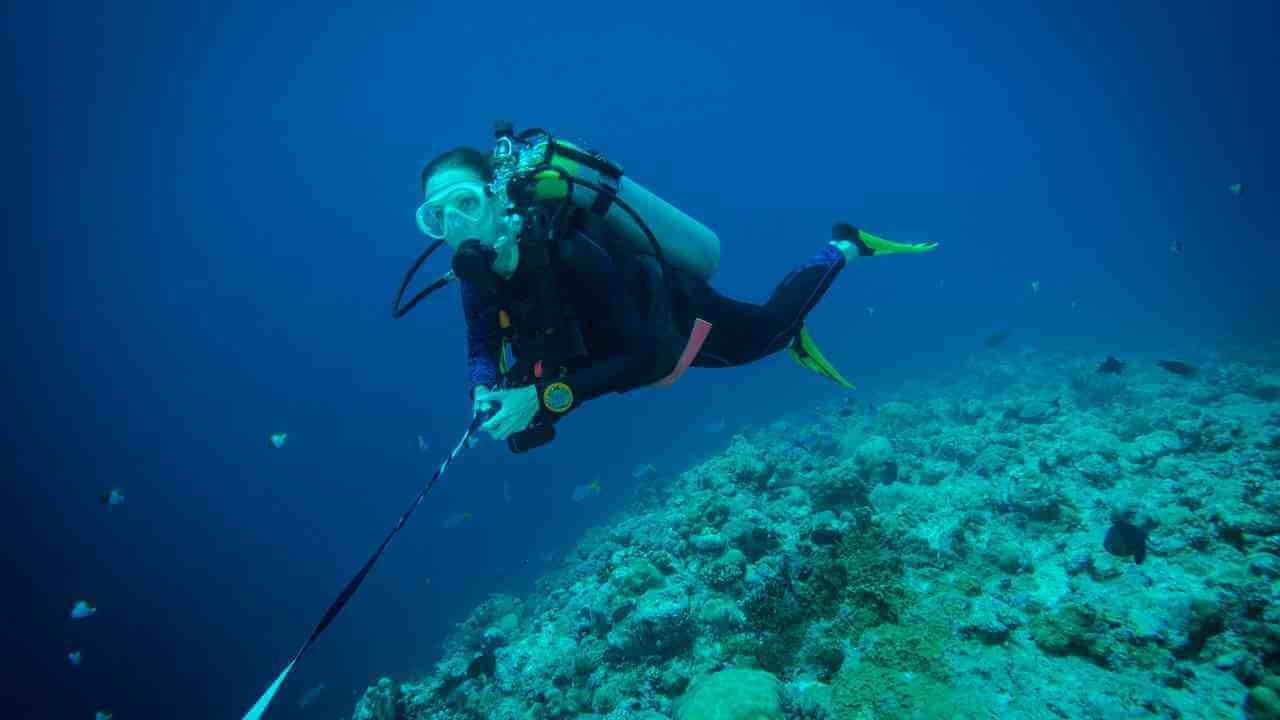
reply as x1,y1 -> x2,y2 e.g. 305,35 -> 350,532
423,167 -> 503,251
422,166 -> 519,278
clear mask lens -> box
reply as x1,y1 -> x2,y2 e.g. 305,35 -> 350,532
416,182 -> 488,239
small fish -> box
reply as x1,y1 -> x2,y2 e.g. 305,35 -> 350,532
865,306 -> 875,318
96,712 -> 113,720
1096,356 -> 1125,375
1070,300 -> 1080,312
1103,521 -> 1148,564
440,511 -> 474,529
416,435 -> 430,452
705,418 -> 726,433
100,489 -> 124,508
983,330 -> 1012,349
70,600 -> 96,619
1229,182 -> 1245,196
1169,239 -> 1184,255
68,650 -> 82,666
1157,360 -> 1198,377
1030,280 -> 1040,294
502,481 -> 512,503
269,432 -> 288,449
298,682 -> 325,709
571,478 -> 603,503
631,463 -> 657,480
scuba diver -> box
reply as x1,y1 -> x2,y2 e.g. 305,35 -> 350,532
393,123 -> 937,453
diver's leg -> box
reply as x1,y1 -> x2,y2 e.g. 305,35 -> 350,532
690,245 -> 846,368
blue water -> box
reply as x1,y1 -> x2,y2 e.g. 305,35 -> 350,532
5,2 -> 1276,718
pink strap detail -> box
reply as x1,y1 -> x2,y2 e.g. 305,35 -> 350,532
650,318 -> 711,388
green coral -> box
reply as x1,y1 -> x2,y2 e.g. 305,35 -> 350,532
674,669 -> 784,720
831,661 -> 982,720
700,549 -> 747,589
812,458 -> 871,511
611,558 -> 664,598
859,622 -> 948,677
1027,602 -> 1120,667
828,620 -> 973,718
808,525 -> 911,627
353,677 -> 401,720
1248,674 -> 1280,720
755,624 -> 808,675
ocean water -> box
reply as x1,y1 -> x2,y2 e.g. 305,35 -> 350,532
5,2 -> 1278,719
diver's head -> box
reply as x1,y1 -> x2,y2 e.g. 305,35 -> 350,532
418,148 -> 519,280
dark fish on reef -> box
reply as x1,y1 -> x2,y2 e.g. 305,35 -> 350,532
1157,360 -> 1198,377
1096,356 -> 1125,375
838,397 -> 856,417
466,652 -> 496,679
984,330 -> 1012,348
1103,521 -> 1147,564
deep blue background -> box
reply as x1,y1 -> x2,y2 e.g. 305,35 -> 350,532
4,1 -> 1276,718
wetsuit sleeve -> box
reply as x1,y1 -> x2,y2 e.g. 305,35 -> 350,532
542,236 -> 669,412
459,279 -> 501,396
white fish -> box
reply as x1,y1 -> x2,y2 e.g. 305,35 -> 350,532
1030,280 -> 1040,294
70,601 -> 96,620
100,489 -> 124,509
95,712 -> 113,720
631,464 -> 656,480
1229,182 -> 1244,196
298,682 -> 325,708
68,650 -> 82,666
416,435 -> 430,452
269,432 -> 288,449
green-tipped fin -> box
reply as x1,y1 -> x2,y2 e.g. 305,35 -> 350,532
789,327 -> 855,390
832,222 -> 938,256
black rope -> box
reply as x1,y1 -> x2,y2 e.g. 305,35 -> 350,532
284,408 -> 493,666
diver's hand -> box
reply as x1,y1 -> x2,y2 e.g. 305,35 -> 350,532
467,386 -> 492,447
472,386 -> 493,416
475,386 -> 540,440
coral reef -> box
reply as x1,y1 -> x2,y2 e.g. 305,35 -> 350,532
351,348 -> 1280,719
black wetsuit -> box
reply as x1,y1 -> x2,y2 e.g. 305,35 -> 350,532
461,228 -> 847,412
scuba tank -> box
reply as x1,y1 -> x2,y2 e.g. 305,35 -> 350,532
490,121 -> 720,279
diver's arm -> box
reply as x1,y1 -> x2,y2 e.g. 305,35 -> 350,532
535,247 -> 667,415
459,279 -> 501,397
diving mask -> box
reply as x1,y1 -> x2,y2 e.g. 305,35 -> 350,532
416,180 -> 491,240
